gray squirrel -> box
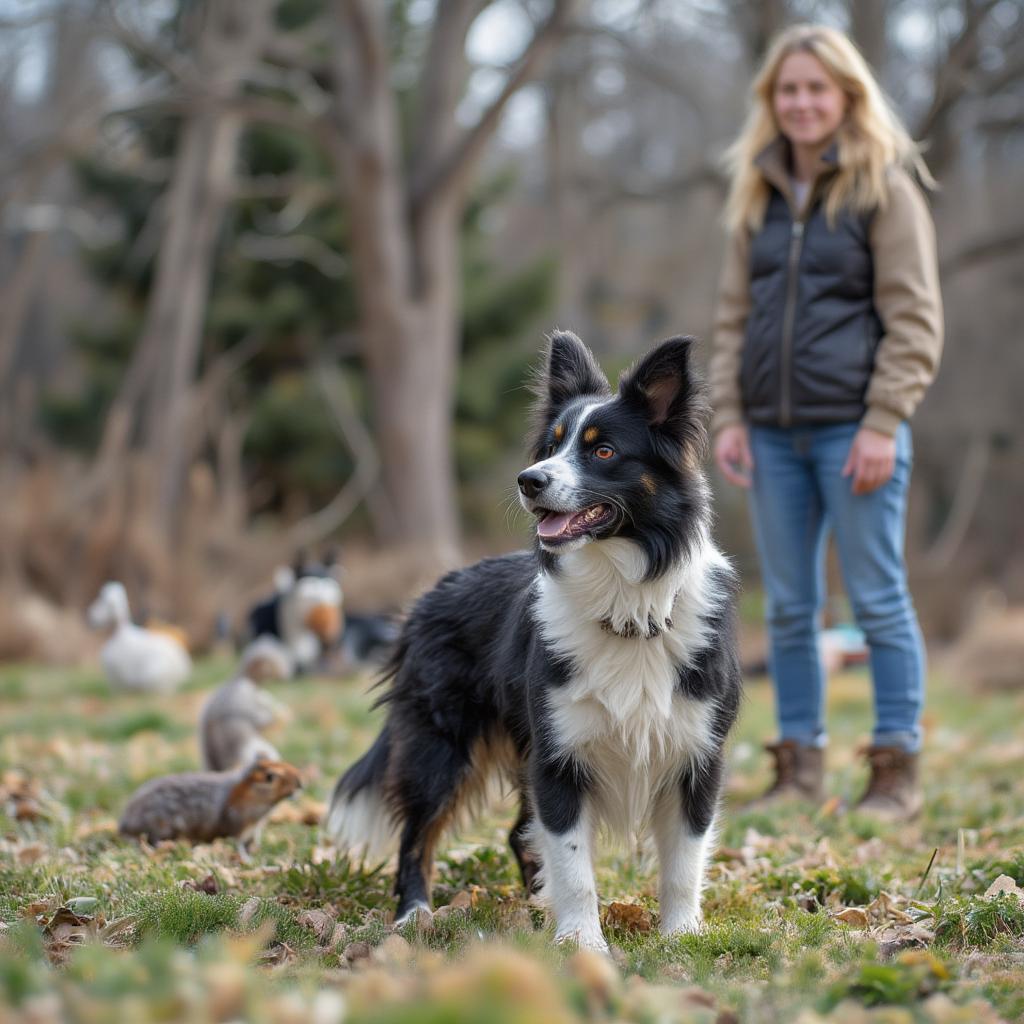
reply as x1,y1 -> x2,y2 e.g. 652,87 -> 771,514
199,637 -> 293,771
118,758 -> 301,858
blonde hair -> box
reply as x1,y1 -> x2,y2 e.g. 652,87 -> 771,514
723,24 -> 934,232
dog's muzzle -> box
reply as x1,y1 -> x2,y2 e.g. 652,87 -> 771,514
517,467 -> 549,500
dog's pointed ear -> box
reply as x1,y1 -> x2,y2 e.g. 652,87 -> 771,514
541,330 -> 611,408
528,331 -> 611,459
620,336 -> 709,457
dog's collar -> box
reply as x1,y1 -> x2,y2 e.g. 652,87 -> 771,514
600,615 -> 674,640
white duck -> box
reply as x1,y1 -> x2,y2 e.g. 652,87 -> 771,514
87,582 -> 192,693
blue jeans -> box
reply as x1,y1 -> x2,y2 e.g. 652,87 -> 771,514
748,422 -> 925,753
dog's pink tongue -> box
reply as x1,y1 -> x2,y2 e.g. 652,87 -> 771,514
537,512 -> 576,539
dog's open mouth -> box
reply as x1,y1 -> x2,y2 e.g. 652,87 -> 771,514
534,504 -> 614,543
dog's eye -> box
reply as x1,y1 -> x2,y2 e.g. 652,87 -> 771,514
543,443 -> 555,459
594,445 -> 615,460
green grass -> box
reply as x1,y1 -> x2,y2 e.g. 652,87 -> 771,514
1,655 -> 1023,1022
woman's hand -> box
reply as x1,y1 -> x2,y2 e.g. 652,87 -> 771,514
842,427 -> 896,494
714,424 -> 755,488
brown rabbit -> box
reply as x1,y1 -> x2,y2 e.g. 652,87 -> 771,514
119,759 -> 301,858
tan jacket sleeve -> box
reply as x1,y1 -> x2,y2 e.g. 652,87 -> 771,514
862,167 -> 944,436
709,227 -> 751,436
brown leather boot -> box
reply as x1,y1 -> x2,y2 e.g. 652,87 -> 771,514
744,740 -> 825,810
853,746 -> 923,822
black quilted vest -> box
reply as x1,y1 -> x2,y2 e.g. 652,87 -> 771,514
742,183 -> 881,427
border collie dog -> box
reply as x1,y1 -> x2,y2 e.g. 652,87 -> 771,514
324,332 -> 741,951
245,561 -> 342,674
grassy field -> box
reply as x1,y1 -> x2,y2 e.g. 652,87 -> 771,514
1,651 -> 1023,1023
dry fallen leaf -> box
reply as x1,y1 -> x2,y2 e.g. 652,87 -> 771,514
343,941 -> 372,964
15,842 -> 48,865
179,874 -> 219,895
714,846 -> 745,863
449,890 -> 474,910
876,923 -> 935,959
98,915 -> 139,946
867,891 -> 915,924
605,901 -> 653,933
12,797 -> 44,821
833,907 -> 870,927
24,897 -> 60,919
269,798 -> 325,825
44,906 -> 94,934
374,934 -> 412,967
296,908 -> 337,945
984,874 -> 1024,900
238,896 -> 263,927
327,922 -> 349,952
568,948 -> 620,1010
431,904 -> 463,925
258,940 -> 297,967
203,961 -> 247,1022
499,905 -> 534,931
899,948 -> 949,980
678,985 -> 718,1009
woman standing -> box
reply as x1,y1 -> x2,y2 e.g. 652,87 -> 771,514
710,24 -> 943,821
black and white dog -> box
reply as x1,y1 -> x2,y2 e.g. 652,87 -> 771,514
245,560 -> 342,675
324,332 -> 741,951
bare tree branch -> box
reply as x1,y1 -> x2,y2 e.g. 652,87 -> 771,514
284,363 -> 382,551
189,334 -> 266,418
0,231 -> 49,387
181,333 -> 265,477
410,0 -> 577,215
0,9 -> 63,30
231,175 -> 333,204
99,4 -> 202,89
941,226 -> 1024,274
0,78 -> 168,201
974,42 -> 1024,97
916,0 -> 1001,144
585,162 -> 727,215
570,20 -> 711,99
410,0 -> 482,176
236,232 -> 348,278
922,436 -> 990,573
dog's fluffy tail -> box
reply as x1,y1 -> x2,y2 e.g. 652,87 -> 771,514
322,724 -> 398,860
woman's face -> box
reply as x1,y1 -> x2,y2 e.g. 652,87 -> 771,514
773,51 -> 847,150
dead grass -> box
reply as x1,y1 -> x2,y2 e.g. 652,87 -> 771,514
1,656 -> 1023,1022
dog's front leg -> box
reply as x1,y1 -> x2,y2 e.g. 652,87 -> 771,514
653,754 -> 723,936
531,757 -> 606,953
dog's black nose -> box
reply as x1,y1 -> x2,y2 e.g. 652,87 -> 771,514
517,468 -> 549,499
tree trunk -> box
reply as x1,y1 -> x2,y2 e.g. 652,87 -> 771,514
923,435 -> 990,572
354,199 -> 462,565
547,67 -> 588,329
733,0 -> 788,64
142,105 -> 242,533
850,0 -> 888,74
0,3 -> 99,409
0,230 -> 50,390
133,0 -> 274,537
330,0 -> 573,570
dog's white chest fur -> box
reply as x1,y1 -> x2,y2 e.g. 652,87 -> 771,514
535,538 -> 728,837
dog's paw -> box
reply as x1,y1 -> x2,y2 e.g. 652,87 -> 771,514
554,928 -> 610,954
